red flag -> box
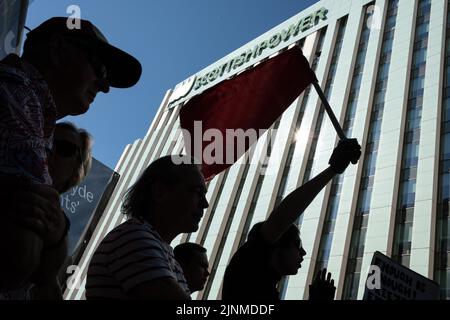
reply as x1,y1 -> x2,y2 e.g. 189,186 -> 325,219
180,46 -> 316,181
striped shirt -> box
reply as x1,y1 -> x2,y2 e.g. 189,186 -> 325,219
86,218 -> 189,299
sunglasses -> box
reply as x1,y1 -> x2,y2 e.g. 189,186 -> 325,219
65,37 -> 108,80
52,139 -> 82,160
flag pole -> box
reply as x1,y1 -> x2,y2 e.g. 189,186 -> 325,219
312,80 -> 347,140
295,43 -> 346,140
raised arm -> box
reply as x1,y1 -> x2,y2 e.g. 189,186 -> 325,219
260,138 -> 361,245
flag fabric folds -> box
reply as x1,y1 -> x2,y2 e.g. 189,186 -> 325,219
180,46 -> 316,181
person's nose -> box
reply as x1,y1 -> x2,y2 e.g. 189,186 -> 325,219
300,247 -> 306,257
96,78 -> 110,93
202,195 -> 209,209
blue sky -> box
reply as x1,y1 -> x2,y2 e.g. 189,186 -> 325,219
26,0 -> 318,169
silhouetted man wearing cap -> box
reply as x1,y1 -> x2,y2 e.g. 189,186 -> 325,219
0,17 -> 141,299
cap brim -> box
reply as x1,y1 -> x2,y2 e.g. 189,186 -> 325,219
97,42 -> 142,88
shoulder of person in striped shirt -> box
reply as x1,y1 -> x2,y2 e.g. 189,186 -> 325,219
86,218 -> 190,299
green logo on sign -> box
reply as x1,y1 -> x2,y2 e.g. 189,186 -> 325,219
193,7 -> 328,92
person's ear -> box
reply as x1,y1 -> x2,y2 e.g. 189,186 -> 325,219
269,246 -> 281,270
151,181 -> 170,204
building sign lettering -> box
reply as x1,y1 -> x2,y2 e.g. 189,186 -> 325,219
168,7 -> 328,105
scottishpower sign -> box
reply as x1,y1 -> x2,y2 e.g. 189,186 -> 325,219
169,7 -> 328,106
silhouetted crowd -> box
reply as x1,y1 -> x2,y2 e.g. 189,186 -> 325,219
0,17 -> 361,300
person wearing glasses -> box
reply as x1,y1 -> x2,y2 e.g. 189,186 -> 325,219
48,122 -> 92,196
0,17 -> 140,298
30,122 -> 92,300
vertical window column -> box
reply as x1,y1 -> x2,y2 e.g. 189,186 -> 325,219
392,0 -> 431,268
341,0 -> 399,299
273,28 -> 328,210
435,0 -> 450,301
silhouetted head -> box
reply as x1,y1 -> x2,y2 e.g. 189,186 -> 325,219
22,17 -> 141,118
122,155 -> 209,238
48,122 -> 92,193
249,222 -> 306,276
174,242 -> 210,293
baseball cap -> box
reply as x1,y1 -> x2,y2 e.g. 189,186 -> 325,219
25,17 -> 142,88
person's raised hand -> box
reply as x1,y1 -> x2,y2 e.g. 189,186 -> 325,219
309,268 -> 336,300
329,138 -> 361,174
